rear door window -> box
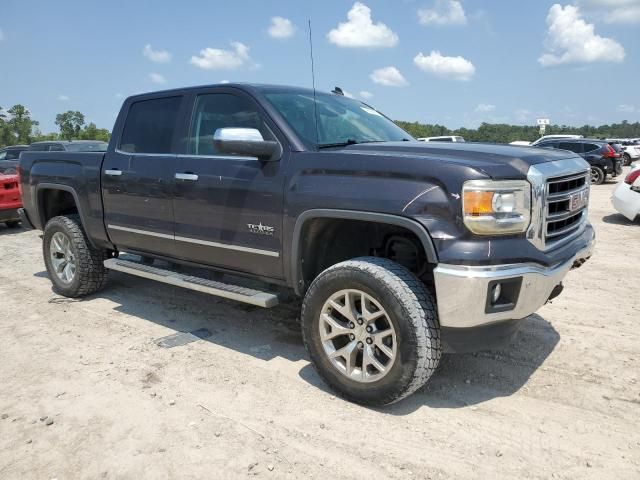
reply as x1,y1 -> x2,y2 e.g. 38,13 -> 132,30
119,96 -> 182,154
49,144 -> 65,151
559,142 -> 584,154
583,143 -> 601,153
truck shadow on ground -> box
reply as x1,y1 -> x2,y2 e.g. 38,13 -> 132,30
0,224 -> 24,236
36,268 -> 559,414
602,213 -> 638,226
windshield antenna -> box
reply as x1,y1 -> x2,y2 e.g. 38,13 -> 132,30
308,19 -> 320,149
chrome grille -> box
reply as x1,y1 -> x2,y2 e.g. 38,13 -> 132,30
544,172 -> 589,246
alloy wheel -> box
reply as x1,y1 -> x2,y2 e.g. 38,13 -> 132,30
49,231 -> 77,284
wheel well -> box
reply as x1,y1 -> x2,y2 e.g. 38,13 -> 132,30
38,188 -> 79,225
298,218 -> 435,292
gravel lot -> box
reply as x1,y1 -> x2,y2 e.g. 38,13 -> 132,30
1,172 -> 639,479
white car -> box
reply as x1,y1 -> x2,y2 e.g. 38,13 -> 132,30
417,136 -> 465,143
612,165 -> 640,221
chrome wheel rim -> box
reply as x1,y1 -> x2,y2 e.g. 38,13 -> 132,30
319,289 -> 397,383
50,231 -> 76,284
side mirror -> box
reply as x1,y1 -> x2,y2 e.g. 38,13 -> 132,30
213,128 -> 281,161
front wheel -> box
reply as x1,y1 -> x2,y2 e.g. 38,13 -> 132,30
591,166 -> 605,185
43,215 -> 109,297
301,257 -> 441,406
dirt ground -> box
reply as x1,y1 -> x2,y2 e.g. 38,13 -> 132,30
0,172 -> 639,480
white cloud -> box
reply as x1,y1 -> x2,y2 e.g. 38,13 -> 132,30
327,2 -> 399,48
57,95 -> 70,101
413,51 -> 475,81
617,104 -> 636,113
143,44 -> 172,63
475,103 -> 495,112
514,109 -> 532,123
114,93 -> 123,98
190,42 -> 252,70
359,91 -> 374,99
0,28 -> 4,42
370,66 -> 408,87
342,90 -> 355,98
148,73 -> 167,84
579,0 -> 640,24
418,0 -> 467,26
268,16 -> 296,39
539,4 -> 625,67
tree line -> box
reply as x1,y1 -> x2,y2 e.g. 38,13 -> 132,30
2,102 -> 639,148
0,105 -> 110,147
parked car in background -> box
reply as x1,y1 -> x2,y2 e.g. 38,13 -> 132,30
0,173 -> 22,228
417,136 -> 465,142
0,145 -> 29,174
607,139 -> 640,166
28,140 -> 108,152
530,135 -> 583,147
534,138 -> 622,185
612,164 -> 640,221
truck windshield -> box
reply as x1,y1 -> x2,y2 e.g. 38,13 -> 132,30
263,92 -> 412,148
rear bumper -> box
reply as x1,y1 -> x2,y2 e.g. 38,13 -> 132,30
0,208 -> 20,222
612,183 -> 640,221
433,223 -> 595,330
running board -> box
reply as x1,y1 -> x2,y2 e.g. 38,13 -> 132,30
103,258 -> 279,308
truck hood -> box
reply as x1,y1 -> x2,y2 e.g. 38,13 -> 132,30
337,141 -> 578,178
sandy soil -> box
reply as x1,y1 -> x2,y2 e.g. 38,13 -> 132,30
0,172 -> 639,479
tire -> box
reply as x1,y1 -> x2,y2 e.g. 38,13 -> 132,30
301,257 -> 441,406
5,221 -> 20,228
590,166 -> 605,185
43,215 -> 109,297
623,153 -> 631,167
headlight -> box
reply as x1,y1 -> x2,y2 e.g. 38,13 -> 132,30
462,180 -> 531,235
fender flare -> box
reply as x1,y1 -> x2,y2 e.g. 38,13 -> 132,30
290,209 -> 438,295
36,183 -> 96,247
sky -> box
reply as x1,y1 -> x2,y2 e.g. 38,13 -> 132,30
1,0 -> 639,133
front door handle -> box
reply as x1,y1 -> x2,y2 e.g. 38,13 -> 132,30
175,173 -> 199,181
105,169 -> 123,176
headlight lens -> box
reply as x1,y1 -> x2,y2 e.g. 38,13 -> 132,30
462,180 -> 531,235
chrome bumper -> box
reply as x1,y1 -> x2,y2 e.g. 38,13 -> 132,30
433,233 -> 595,329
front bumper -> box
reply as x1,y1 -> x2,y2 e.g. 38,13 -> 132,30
433,224 -> 595,329
612,183 -> 640,221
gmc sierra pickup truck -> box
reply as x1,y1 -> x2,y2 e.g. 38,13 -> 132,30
19,84 -> 595,405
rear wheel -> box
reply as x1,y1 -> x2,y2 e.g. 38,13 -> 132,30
623,153 -> 632,167
43,215 -> 109,297
301,257 -> 441,406
590,166 -> 605,185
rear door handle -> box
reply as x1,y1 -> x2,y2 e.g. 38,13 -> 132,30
105,169 -> 122,176
175,173 -> 199,181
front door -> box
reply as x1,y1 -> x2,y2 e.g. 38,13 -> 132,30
102,95 -> 183,257
172,90 -> 286,279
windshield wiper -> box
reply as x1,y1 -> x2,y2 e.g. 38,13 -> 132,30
317,139 -> 359,149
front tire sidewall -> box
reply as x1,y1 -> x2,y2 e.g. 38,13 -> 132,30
302,261 -> 438,405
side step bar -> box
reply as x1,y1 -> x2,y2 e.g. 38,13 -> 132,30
103,258 -> 279,308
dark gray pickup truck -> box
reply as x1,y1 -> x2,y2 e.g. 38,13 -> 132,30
19,84 -> 595,405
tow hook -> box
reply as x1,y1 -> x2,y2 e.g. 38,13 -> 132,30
545,283 -> 564,304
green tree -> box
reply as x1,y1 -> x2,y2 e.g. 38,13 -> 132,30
79,122 -> 110,142
55,110 -> 85,140
6,104 -> 39,145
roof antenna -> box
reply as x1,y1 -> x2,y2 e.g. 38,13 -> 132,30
308,19 -> 320,148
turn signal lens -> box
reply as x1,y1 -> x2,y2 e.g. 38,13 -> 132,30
463,191 -> 494,215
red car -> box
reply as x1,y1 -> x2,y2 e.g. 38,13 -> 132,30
0,173 -> 21,228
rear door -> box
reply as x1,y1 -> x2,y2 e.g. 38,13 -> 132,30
171,88 -> 287,279
102,95 -> 185,257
